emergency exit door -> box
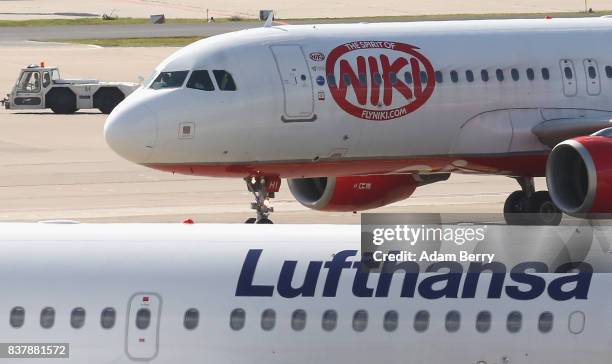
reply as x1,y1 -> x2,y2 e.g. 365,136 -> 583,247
560,59 -> 577,97
126,293 -> 162,361
583,58 -> 601,96
270,45 -> 315,121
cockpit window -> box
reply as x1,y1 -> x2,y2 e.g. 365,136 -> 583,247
212,70 -> 237,91
187,70 -> 215,91
150,71 -> 189,90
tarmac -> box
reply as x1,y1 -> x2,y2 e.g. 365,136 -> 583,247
0,38 -> 549,224
0,23 -> 252,42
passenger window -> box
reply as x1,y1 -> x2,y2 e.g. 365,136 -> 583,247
40,307 -> 55,329
184,308 -> 199,330
352,310 -> 368,332
475,311 -> 491,333
538,311 -> 553,333
135,308 -> 151,330
322,310 -> 337,331
414,310 -> 429,332
389,72 -> 398,85
511,68 -> 520,81
291,309 -> 306,331
606,66 -> 612,78
373,73 -> 382,85
588,66 -> 597,79
541,67 -> 550,80
261,309 -> 275,331
100,307 -> 116,329
420,71 -> 428,84
404,71 -> 413,84
9,307 -> 25,328
230,308 -> 245,331
507,311 -> 522,333
383,310 -> 398,332
496,69 -> 505,82
342,73 -> 352,86
150,71 -> 189,90
450,71 -> 459,83
70,307 -> 86,329
445,310 -> 461,333
358,73 -> 367,84
564,67 -> 573,80
327,74 -> 336,87
212,70 -> 237,91
526,68 -> 535,81
466,70 -> 474,83
435,71 -> 443,83
481,70 -> 489,82
568,311 -> 585,334
187,70 -> 215,91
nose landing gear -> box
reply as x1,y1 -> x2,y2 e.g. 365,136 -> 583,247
503,177 -> 562,226
244,175 -> 281,224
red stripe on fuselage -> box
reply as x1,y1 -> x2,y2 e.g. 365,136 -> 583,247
144,153 -> 548,179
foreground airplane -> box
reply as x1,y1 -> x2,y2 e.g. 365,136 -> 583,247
0,223 -> 608,363
104,17 -> 612,224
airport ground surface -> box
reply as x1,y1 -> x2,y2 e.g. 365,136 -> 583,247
0,43 -> 550,223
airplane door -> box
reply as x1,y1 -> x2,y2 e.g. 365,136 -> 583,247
560,59 -> 577,97
270,45 -> 315,121
583,59 -> 601,96
125,293 -> 162,361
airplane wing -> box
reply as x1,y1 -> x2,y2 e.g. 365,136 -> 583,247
532,117 -> 612,147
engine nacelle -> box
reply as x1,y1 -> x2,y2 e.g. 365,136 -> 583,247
546,134 -> 612,215
287,174 -> 449,212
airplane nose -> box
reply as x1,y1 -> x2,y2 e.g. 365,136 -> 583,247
104,101 -> 157,164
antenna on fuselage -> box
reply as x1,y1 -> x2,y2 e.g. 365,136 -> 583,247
263,11 -> 274,27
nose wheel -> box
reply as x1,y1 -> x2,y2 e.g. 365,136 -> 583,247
244,176 -> 281,224
503,177 -> 562,226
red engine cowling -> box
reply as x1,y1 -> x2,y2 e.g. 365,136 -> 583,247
287,174 -> 449,212
546,134 -> 612,215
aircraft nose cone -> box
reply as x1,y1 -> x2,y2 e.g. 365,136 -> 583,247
104,101 -> 157,164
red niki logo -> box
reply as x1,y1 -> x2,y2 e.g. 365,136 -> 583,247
326,41 -> 435,121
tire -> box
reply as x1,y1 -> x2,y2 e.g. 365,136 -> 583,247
244,218 -> 257,224
503,190 -> 529,225
93,87 -> 125,114
256,218 -> 273,224
528,191 -> 562,226
46,87 -> 77,114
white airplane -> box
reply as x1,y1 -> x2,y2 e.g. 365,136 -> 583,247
0,222 -> 607,363
104,17 -> 612,224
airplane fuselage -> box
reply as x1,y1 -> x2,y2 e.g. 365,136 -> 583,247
106,18 -> 612,179
1,223 -> 611,363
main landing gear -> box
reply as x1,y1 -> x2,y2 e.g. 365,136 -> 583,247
244,175 -> 281,224
503,177 -> 562,226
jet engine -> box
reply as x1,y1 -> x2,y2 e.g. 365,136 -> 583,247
546,131 -> 612,215
287,174 -> 449,212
